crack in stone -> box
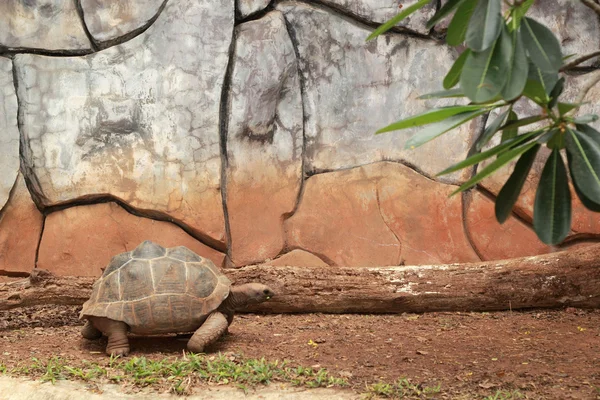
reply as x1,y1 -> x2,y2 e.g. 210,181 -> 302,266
74,0 -> 100,52
12,59 -> 48,213
0,270 -> 30,278
42,194 -> 227,253
85,0 -> 170,50
308,159 -> 463,187
274,0 -> 437,42
220,22 -> 239,268
461,191 -> 484,262
280,14 -> 308,223
34,215 -> 46,269
375,185 -> 403,265
0,0 -> 170,57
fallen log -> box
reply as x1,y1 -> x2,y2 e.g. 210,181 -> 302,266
2,245 -> 600,313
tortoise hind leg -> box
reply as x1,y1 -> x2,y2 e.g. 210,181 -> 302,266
81,320 -> 102,340
187,311 -> 228,353
89,317 -> 130,356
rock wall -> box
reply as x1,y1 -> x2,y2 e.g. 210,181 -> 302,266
0,0 -> 599,277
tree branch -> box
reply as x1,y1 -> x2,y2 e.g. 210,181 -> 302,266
560,50 -> 600,72
580,0 -> 600,16
575,70 -> 600,104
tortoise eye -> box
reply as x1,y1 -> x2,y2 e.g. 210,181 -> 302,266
263,289 -> 270,295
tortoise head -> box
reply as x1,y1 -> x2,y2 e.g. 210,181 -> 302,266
229,283 -> 275,309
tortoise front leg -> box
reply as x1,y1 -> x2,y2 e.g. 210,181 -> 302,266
187,311 -> 228,353
89,317 -> 130,357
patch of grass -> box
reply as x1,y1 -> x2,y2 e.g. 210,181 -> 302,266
363,378 -> 441,399
483,390 -> 524,400
6,353 -> 349,395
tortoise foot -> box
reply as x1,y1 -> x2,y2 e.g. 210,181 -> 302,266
81,320 -> 102,340
107,345 -> 130,357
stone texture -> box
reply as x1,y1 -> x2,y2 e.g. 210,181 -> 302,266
0,174 -> 44,274
238,0 -> 271,19
0,0 -> 91,52
0,58 -> 20,211
319,0 -> 435,35
80,0 -> 165,44
226,11 -> 303,266
37,202 -> 225,277
284,162 -> 480,267
277,2 -> 479,185
15,0 -> 234,244
264,249 -> 330,267
465,191 -> 553,261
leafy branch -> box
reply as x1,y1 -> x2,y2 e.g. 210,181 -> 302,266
368,0 -> 600,245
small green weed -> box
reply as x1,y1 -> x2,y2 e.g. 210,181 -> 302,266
4,353 -> 348,395
364,378 -> 441,399
483,390 -> 524,400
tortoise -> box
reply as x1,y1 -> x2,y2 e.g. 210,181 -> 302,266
80,240 -> 275,356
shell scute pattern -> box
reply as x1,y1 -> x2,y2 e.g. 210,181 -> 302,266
167,246 -> 203,262
103,251 -> 132,276
96,271 -> 121,303
186,262 -> 218,298
131,240 -> 166,259
119,259 -> 153,301
152,257 -> 187,294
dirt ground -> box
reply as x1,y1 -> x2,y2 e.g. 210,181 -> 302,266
1,305 -> 600,399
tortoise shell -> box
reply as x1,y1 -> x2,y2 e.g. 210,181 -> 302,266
80,241 -> 230,334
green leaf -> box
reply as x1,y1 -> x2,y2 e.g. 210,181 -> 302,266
376,105 -> 486,134
523,64 -> 558,104
418,88 -> 465,99
451,141 -> 539,195
444,50 -> 470,90
475,109 -> 509,151
521,17 -> 563,73
366,0 -> 433,41
511,0 -> 534,28
573,114 -> 599,124
438,129 -> 540,176
499,115 -> 545,132
547,130 -> 565,150
501,110 -> 519,143
548,77 -> 564,109
446,0 -> 478,46
537,128 -> 559,144
460,26 -> 512,103
495,144 -> 540,223
533,148 -> 571,245
557,102 -> 580,116
426,0 -> 467,29
405,110 -> 487,149
565,128 -> 600,204
567,152 -> 600,212
575,124 -> 600,146
501,27 -> 528,101
466,0 -> 503,52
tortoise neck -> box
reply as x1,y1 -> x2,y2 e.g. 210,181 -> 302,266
221,286 -> 249,312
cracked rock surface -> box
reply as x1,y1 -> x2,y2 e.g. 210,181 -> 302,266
318,0 -> 435,35
226,11 -> 303,266
277,1 -> 478,185
284,162 -> 480,267
80,0 -> 166,45
15,0 -> 234,244
0,174 -> 44,274
0,0 -> 91,52
237,0 -> 271,19
0,58 -> 20,211
37,202 -> 225,276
